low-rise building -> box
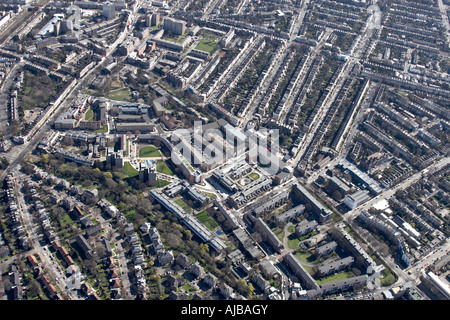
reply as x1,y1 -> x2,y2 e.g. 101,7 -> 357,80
344,190 -> 371,210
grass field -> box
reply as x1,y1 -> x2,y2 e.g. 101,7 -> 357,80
156,161 -> 174,175
381,268 -> 397,286
248,172 -> 260,180
287,234 -> 300,250
295,251 -> 316,264
316,271 -> 356,285
175,198 -> 191,213
271,226 -> 285,242
195,39 -> 218,54
139,146 -> 161,158
109,88 -> 130,101
85,109 -> 94,121
59,214 -> 74,228
122,162 -> 138,177
196,210 -> 219,230
205,192 -> 217,199
155,179 -> 172,188
94,125 -> 108,133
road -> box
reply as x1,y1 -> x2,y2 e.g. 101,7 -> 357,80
0,0 -> 140,182
0,0 -> 51,45
299,147 -> 450,297
346,155 -> 450,221
406,239 -> 450,281
240,0 -> 311,126
0,0 -> 144,300
336,155 -> 450,291
12,170 -> 79,300
438,0 -> 450,47
304,83 -> 377,185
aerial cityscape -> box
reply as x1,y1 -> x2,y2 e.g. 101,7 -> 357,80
0,0 -> 449,303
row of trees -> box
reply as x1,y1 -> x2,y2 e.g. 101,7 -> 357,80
33,153 -> 259,298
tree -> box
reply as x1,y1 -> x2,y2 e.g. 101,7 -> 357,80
82,258 -> 98,276
236,279 -> 248,296
183,229 -> 192,240
28,279 -> 42,297
40,154 -> 49,165
199,243 -> 209,256
61,136 -> 74,147
2,277 -> 11,292
52,207 -> 66,227
21,162 -> 35,175
332,190 -> 343,202
95,243 -> 106,259
247,283 -> 255,298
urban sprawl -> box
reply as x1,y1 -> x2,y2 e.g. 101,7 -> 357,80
0,0 -> 449,302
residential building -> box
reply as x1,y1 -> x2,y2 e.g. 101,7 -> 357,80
317,257 -> 354,277
103,2 -> 116,20
76,234 -> 94,259
292,183 -> 332,222
253,217 -> 284,254
163,17 -> 186,35
139,161 -> 157,186
295,220 -> 318,237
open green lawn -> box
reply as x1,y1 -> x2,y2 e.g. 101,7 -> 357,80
295,251 -> 317,264
381,269 -> 397,286
139,146 -> 161,158
248,172 -> 260,181
204,192 -> 217,199
94,125 -> 108,133
182,283 -> 195,292
271,226 -> 285,242
85,109 -> 94,121
316,271 -> 356,285
196,210 -> 219,231
287,234 -> 300,250
109,88 -> 130,101
156,161 -> 174,175
175,198 -> 191,213
195,39 -> 218,54
122,162 -> 138,178
155,179 -> 172,188
60,214 -> 74,228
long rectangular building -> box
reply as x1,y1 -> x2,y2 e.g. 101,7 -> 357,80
292,183 -> 332,223
284,252 -> 319,290
317,256 -> 354,277
253,218 -> 284,253
149,190 -> 226,252
253,191 -> 289,216
229,177 -> 272,208
276,204 -> 305,224
305,275 -> 369,299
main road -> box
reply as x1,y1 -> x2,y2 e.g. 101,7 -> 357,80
0,0 -> 145,183
0,0 -> 144,299
345,155 -> 450,221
